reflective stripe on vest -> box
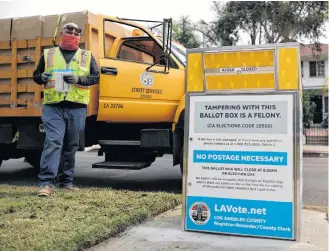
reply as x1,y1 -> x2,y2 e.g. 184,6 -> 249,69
80,49 -> 87,67
47,48 -> 56,69
43,47 -> 91,105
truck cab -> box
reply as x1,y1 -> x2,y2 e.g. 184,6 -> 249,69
73,16 -> 188,172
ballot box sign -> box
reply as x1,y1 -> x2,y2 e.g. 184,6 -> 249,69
184,93 -> 295,239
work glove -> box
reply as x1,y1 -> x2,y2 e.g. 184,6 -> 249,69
41,72 -> 52,82
63,73 -> 79,84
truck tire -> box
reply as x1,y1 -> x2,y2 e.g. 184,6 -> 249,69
0,159 -> 2,168
25,152 -> 42,169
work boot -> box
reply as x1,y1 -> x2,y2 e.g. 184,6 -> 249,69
37,185 -> 53,196
59,184 -> 79,191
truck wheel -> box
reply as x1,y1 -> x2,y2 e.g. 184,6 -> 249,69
25,152 -> 42,169
0,159 -> 2,168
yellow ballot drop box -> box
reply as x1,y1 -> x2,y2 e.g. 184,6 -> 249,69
182,43 -> 303,241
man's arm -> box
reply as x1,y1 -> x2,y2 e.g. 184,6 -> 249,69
77,53 -> 100,86
33,54 -> 48,85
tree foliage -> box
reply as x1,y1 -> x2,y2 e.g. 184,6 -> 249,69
302,89 -> 319,128
199,1 -> 328,49
172,16 -> 202,48
195,1 -> 240,46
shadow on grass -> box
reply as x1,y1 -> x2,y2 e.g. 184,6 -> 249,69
73,176 -> 182,194
0,191 -> 37,200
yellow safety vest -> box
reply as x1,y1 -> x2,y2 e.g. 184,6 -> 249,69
43,47 -> 92,105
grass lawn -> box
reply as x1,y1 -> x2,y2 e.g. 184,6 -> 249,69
0,185 -> 182,251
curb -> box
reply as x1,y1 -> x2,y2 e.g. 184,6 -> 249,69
303,151 -> 328,158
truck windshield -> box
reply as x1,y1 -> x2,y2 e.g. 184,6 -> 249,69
157,37 -> 187,67
171,42 -> 187,66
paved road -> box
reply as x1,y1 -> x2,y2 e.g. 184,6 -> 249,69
0,152 -> 327,206
302,157 -> 328,207
0,151 -> 182,193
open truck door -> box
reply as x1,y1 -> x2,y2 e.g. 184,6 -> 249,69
96,15 -> 185,123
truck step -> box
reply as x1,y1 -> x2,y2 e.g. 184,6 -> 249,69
92,160 -> 152,170
98,140 -> 141,146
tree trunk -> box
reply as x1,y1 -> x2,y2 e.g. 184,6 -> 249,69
259,23 -> 262,44
251,35 -> 256,45
251,22 -> 257,45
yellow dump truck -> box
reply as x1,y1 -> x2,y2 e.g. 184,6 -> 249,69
0,11 -> 187,172
0,11 -> 302,175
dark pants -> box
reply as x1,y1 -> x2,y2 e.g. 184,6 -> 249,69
38,104 -> 86,187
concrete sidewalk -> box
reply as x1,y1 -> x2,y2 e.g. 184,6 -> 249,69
88,206 -> 328,251
303,145 -> 328,157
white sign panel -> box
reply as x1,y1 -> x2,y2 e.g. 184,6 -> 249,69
185,93 -> 295,239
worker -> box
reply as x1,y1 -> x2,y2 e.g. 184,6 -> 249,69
33,23 -> 100,196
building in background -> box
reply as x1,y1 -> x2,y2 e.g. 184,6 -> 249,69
301,44 -> 328,145
301,44 -> 328,123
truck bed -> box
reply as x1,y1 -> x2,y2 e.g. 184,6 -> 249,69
0,10 -> 118,118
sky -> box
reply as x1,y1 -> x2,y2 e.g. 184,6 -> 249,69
0,0 -> 328,46
0,0 -> 216,22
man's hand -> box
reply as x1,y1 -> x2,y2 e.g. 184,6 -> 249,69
63,74 -> 79,84
41,72 -> 52,82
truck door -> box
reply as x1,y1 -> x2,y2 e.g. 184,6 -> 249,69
97,16 -> 185,123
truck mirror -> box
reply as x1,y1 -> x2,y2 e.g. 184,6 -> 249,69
146,18 -> 173,74
162,18 -> 173,72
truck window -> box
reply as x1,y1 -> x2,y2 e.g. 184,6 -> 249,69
117,38 -> 178,69
118,42 -> 155,64
104,20 -> 179,69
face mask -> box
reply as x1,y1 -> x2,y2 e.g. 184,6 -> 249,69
60,34 -> 80,50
